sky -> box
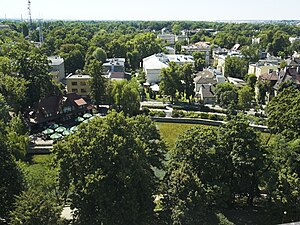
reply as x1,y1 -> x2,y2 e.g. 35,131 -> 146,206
1,0 -> 300,21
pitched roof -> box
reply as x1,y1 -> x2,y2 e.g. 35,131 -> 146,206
258,72 -> 279,81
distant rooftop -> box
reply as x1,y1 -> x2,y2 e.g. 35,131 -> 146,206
66,74 -> 91,79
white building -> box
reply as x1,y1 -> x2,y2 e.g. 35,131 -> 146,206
143,53 -> 194,84
48,56 -> 65,82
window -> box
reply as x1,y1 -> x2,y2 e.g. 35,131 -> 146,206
72,89 -> 78,93
80,81 -> 86,86
63,106 -> 73,113
71,82 -> 78,86
81,89 -> 87,93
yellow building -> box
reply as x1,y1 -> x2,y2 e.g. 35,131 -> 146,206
66,74 -> 91,97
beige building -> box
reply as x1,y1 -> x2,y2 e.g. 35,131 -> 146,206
66,74 -> 91,97
248,63 -> 279,78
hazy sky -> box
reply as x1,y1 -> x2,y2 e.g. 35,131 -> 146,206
1,0 -> 300,21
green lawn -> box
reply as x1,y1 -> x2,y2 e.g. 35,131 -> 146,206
156,122 -> 204,150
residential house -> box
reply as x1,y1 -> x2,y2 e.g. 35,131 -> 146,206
182,41 -> 211,65
275,65 -> 300,93
102,58 -> 130,80
26,93 -> 90,128
66,74 -> 91,97
48,56 -> 65,82
193,69 -> 218,104
255,71 -> 279,103
143,53 -> 194,84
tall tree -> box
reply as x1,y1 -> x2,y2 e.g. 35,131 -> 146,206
160,62 -> 180,103
179,63 -> 194,103
219,118 -> 266,205
238,85 -> 253,110
53,112 -> 163,225
163,126 -> 230,224
88,59 -> 106,107
0,123 -> 24,221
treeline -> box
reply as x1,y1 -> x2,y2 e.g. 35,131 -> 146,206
2,20 -> 300,74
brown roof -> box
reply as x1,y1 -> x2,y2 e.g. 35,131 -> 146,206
258,72 -> 279,81
74,98 -> 87,106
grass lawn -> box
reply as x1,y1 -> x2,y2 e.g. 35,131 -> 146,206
156,122 -> 206,150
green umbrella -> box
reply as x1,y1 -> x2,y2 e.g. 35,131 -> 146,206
49,123 -> 59,129
62,130 -> 71,136
70,126 -> 78,133
83,113 -> 93,119
55,126 -> 66,133
42,128 -> 54,135
50,133 -> 62,140
88,116 -> 96,121
75,116 -> 85,122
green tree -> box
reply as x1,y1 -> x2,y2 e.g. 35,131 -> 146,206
0,93 -> 10,122
240,45 -> 259,63
0,125 -> 24,221
88,59 -> 106,107
0,75 -> 28,112
266,87 -> 300,139
53,112 -> 163,225
179,63 -> 194,103
224,56 -> 247,79
9,189 -> 63,225
111,79 -> 140,116
219,118 -> 266,205
92,47 -> 107,63
163,126 -> 230,224
238,85 -> 253,110
160,62 -> 180,103
215,82 -> 238,108
245,73 -> 257,89
5,114 -> 29,160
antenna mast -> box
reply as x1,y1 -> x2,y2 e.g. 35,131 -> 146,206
28,0 -> 32,28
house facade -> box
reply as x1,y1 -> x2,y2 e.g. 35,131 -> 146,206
66,74 -> 91,97
26,93 -> 90,128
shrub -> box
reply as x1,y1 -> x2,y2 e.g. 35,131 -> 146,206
140,107 -> 150,116
200,113 -> 209,119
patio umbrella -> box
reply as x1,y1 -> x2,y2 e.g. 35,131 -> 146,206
88,116 -> 96,121
55,126 -> 66,133
49,123 -> 59,129
75,116 -> 85,123
83,113 -> 92,119
70,126 -> 78,133
50,133 -> 62,140
42,128 -> 54,135
62,130 -> 71,136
